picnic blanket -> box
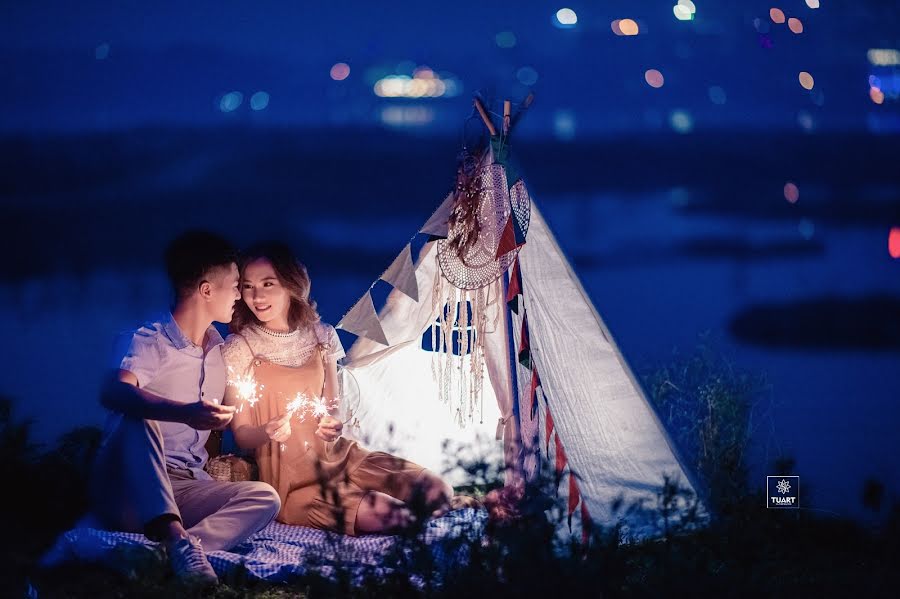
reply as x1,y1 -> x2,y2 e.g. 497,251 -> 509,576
41,508 -> 487,586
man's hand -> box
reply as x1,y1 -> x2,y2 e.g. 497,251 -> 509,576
315,415 -> 343,442
181,399 -> 236,430
264,413 -> 293,443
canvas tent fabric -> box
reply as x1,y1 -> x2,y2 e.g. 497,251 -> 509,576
338,150 -> 705,540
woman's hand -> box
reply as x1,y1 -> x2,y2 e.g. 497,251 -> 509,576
264,413 -> 292,443
315,415 -> 343,442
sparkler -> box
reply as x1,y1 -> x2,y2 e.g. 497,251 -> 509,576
226,367 -> 263,412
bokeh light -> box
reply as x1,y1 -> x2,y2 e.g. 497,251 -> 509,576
788,18 -> 804,34
805,0 -> 820,8
380,106 -> 435,127
645,69 -> 665,88
798,71 -> 815,90
889,228 -> 900,259
870,87 -> 885,104
674,1 -> 696,21
553,110 -> 576,140
797,110 -> 815,132
219,91 -> 243,113
611,20 -> 623,35
708,86 -> 727,105
670,110 -> 693,133
250,91 -> 270,111
619,19 -> 640,36
373,69 -> 461,98
867,49 -> 900,66
495,31 -> 517,48
784,182 -> 800,204
517,66 -> 539,86
770,8 -> 786,24
554,8 -> 578,28
330,62 -> 350,81
94,43 -> 110,60
798,218 -> 815,240
753,18 -> 771,34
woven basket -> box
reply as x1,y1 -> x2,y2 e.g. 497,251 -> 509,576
205,454 -> 257,482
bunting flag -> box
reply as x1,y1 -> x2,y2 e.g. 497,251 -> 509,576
554,431 -> 568,486
581,498 -> 593,545
545,406 -> 555,458
518,313 -> 531,368
505,256 -> 522,314
495,213 -> 527,258
336,291 -> 389,345
529,367 -> 541,421
568,473 -> 581,530
419,191 -> 455,238
380,243 -> 419,302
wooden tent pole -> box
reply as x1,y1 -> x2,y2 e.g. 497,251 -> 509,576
474,98 -> 497,136
503,100 -> 511,134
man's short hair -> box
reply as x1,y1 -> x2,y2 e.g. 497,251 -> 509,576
164,231 -> 237,300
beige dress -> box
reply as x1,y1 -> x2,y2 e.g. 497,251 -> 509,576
226,325 -> 427,535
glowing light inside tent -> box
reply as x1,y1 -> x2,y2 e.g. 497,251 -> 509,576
784,182 -> 800,204
250,91 -> 270,111
798,219 -> 815,240
330,62 -> 350,81
870,87 -> 885,105
889,228 -> 900,259
806,0 -> 820,8
770,8 -> 786,24
219,91 -> 243,112
517,66 -> 539,86
708,86 -> 727,105
868,49 -> 900,66
496,31 -> 517,48
95,43 -> 110,60
373,69 -> 461,98
554,8 -> 578,28
618,19 -> 640,36
645,69 -> 665,88
788,18 -> 804,34
798,71 -> 815,90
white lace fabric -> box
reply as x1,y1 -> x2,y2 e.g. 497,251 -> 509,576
222,322 -> 345,375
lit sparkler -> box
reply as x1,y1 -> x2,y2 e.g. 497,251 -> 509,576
226,367 -> 263,412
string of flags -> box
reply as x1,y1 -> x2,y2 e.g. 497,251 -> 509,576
507,253 -> 593,544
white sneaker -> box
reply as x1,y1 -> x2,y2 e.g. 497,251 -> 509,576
167,535 -> 218,584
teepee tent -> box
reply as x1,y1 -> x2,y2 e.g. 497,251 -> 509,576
336,99 -> 704,540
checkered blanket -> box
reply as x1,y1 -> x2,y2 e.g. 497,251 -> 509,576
41,508 -> 486,585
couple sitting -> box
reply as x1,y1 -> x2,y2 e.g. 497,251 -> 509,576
86,231 -> 455,584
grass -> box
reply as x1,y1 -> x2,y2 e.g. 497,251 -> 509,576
7,342 -> 900,597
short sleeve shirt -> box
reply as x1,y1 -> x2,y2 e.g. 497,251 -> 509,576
108,312 -> 227,480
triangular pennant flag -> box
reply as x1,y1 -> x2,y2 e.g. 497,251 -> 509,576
512,210 -> 527,246
506,257 -> 522,314
419,192 -> 455,238
529,367 -> 541,421
554,431 -> 568,487
545,405 -> 555,458
336,291 -> 389,345
568,473 -> 581,531
518,313 -> 531,369
380,243 -> 419,302
495,215 -> 526,258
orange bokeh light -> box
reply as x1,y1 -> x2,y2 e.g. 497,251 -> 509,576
619,19 -> 639,36
889,228 -> 900,258
799,71 -> 814,90
645,69 -> 664,88
870,87 -> 885,104
330,63 -> 350,81
784,182 -> 800,204
770,8 -> 786,24
788,18 -> 803,33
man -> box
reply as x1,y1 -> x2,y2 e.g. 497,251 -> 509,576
87,231 -> 281,584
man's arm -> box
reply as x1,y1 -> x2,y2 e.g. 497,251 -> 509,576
101,369 -> 234,430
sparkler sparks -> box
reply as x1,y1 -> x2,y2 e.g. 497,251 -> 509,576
226,367 -> 263,411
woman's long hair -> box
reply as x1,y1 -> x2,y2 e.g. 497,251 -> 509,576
230,241 -> 321,333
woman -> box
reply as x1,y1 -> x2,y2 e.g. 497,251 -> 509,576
222,242 -> 455,535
